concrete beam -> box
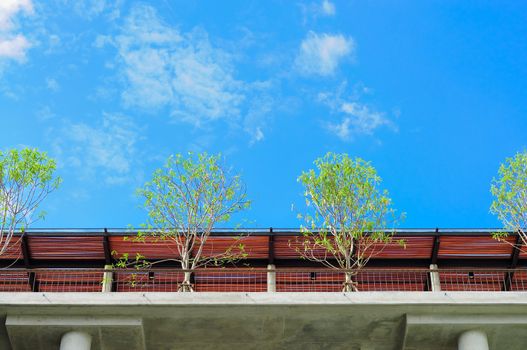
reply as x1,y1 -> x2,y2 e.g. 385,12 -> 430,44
0,293 -> 527,349
405,314 -> 527,350
5,316 -> 144,350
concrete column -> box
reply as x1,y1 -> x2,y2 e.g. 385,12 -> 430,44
458,330 -> 489,350
429,264 -> 441,292
267,264 -> 276,292
101,264 -> 113,292
60,331 -> 92,350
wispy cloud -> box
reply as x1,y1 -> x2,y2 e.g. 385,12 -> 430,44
0,0 -> 33,62
46,77 -> 59,91
321,1 -> 336,16
60,0 -> 122,21
295,31 -> 353,76
319,82 -> 396,141
326,102 -> 392,140
111,5 -> 244,127
52,114 -> 144,185
97,4 -> 274,143
300,1 -> 336,23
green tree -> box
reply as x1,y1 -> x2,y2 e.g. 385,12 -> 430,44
133,152 -> 250,291
490,150 -> 527,247
296,153 -> 403,292
0,148 -> 61,255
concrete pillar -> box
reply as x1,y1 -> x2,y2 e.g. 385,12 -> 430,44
267,264 -> 276,292
101,264 -> 113,292
60,331 -> 92,350
458,330 -> 489,350
429,264 -> 441,292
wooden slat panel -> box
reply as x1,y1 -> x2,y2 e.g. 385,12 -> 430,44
274,236 -> 329,259
109,236 -> 181,260
0,271 -> 31,291
368,236 -> 434,259
193,236 -> 268,259
111,236 -> 268,260
276,236 -> 434,260
277,284 -> 342,292
0,283 -> 31,292
0,237 -> 22,260
510,270 -> 527,291
29,236 -> 105,260
358,283 -> 425,291
39,284 -> 101,292
439,270 -> 504,291
438,236 -> 515,258
35,271 -> 104,282
194,283 -> 266,292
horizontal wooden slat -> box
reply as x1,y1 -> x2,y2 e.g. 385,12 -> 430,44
29,236 -> 105,260
438,236 -> 515,258
369,236 -> 434,259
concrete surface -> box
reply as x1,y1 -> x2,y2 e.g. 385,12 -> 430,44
0,292 -> 526,350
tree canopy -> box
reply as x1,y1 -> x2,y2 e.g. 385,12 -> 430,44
491,150 -> 527,246
130,152 -> 250,291
296,152 -> 403,291
0,148 -> 61,255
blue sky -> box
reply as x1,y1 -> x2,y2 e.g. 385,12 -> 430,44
1,0 -> 526,229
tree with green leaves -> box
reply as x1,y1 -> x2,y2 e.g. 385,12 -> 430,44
490,150 -> 527,248
296,152 -> 403,292
132,152 -> 250,291
0,148 -> 61,256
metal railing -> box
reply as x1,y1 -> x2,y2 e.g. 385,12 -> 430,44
0,268 -> 525,293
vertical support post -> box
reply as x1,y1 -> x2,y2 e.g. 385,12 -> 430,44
101,265 -> 113,293
60,331 -> 92,350
458,330 -> 489,350
267,264 -> 276,292
102,228 -> 112,265
503,233 -> 521,291
21,234 -> 38,292
429,264 -> 441,292
268,227 -> 275,265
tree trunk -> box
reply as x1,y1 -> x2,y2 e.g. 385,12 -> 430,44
178,271 -> 194,292
343,271 -> 358,292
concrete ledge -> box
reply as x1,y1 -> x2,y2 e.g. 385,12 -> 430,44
404,314 -> 527,349
5,315 -> 145,350
407,314 -> 527,325
6,315 -> 142,327
0,292 -> 526,306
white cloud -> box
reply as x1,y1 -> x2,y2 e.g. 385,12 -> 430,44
0,0 -> 32,31
61,0 -> 122,20
46,77 -> 59,91
52,114 -> 143,185
321,1 -> 336,16
326,117 -> 352,140
253,127 -> 264,142
300,1 -> 336,23
112,5 -> 244,127
319,83 -> 396,141
0,0 -> 33,62
0,34 -> 29,60
327,102 -> 392,140
295,32 -> 353,76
